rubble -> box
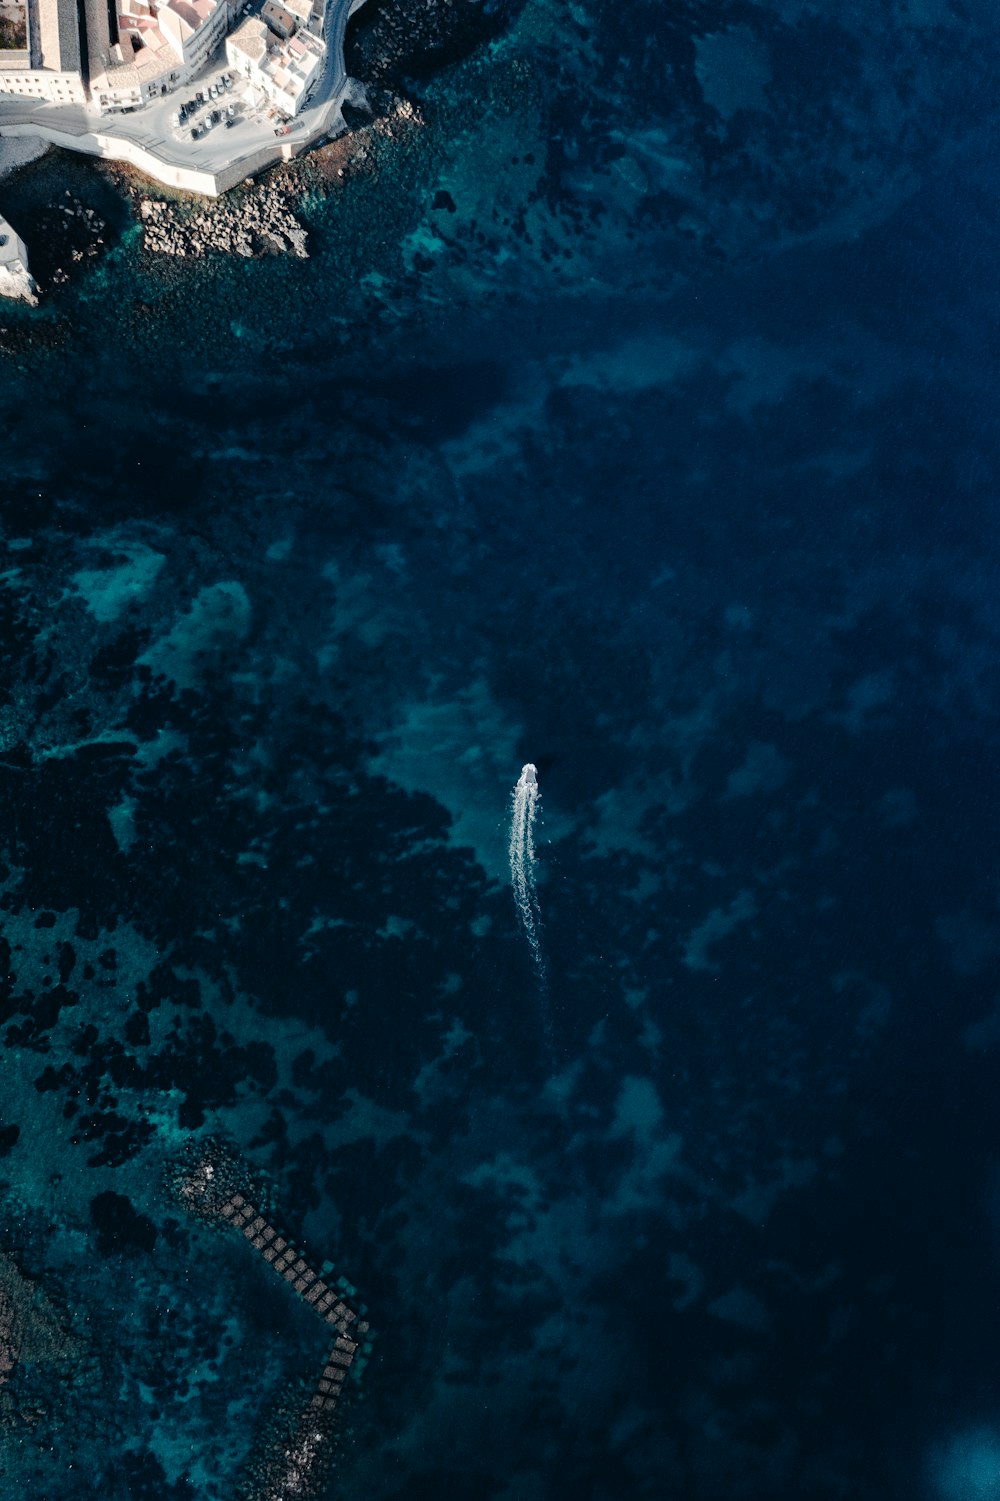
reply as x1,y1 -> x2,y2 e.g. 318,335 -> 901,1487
139,181 -> 310,260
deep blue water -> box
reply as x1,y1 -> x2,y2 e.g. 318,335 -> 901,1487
2,1 -> 1000,1497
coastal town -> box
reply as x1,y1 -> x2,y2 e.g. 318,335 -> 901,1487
0,0 -> 367,298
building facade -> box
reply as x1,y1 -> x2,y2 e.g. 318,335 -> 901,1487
0,0 -> 87,103
89,0 -> 229,111
0,0 -> 261,112
0,53 -> 87,103
226,1 -> 322,117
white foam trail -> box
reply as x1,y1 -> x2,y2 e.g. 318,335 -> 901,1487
510,762 -> 546,986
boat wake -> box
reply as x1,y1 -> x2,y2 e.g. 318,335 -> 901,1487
509,763 -> 546,992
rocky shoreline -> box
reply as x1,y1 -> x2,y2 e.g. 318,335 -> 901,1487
125,94 -> 421,265
0,0 -> 484,304
139,182 -> 310,260
0,92 -> 422,313
345,0 -> 522,90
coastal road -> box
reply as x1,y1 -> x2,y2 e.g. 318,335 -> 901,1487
0,0 -> 364,189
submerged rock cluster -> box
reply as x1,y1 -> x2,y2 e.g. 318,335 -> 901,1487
241,1403 -> 340,1501
164,1135 -> 258,1224
0,1246 -> 80,1406
346,0 -> 521,89
46,192 -> 107,287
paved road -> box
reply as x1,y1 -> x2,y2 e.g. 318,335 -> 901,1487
0,0 -> 359,187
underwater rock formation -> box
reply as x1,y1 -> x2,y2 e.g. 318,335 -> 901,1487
0,1247 -> 80,1411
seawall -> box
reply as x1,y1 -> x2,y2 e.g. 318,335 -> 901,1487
0,117 -> 319,198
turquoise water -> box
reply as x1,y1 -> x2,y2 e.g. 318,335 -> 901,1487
3,1 -> 1000,1497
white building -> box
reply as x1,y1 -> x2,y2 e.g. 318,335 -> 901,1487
0,0 -> 87,103
0,210 -> 37,302
0,0 -> 236,112
261,29 -> 322,115
0,50 -> 87,103
283,0 -> 323,37
226,10 -> 322,116
225,15 -> 268,88
159,0 -> 229,74
90,0 -> 228,111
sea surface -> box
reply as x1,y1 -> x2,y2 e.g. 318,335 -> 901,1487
2,0 -> 1000,1497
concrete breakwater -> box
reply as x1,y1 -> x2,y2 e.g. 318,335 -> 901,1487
223,1190 -> 369,1501
170,1141 -> 372,1500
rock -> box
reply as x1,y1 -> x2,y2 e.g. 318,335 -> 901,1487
286,227 -> 309,258
140,175 -> 311,263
